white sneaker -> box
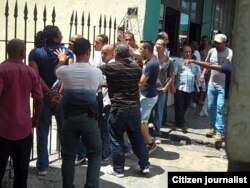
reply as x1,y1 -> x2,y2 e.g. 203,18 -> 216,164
155,138 -> 161,144
141,166 -> 150,174
105,165 -> 124,178
37,170 -> 48,176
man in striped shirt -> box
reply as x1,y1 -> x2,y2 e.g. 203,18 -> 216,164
100,43 -> 150,177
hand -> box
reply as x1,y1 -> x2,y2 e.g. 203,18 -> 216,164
158,87 -> 167,92
32,117 -> 39,128
199,74 -> 205,82
49,91 -> 62,104
117,31 -> 126,43
54,48 -> 69,63
101,80 -> 107,87
183,59 -> 194,65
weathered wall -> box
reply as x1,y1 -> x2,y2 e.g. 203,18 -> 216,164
0,0 -> 147,62
226,0 -> 250,162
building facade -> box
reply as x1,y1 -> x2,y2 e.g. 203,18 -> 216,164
0,0 -> 235,61
143,0 -> 235,56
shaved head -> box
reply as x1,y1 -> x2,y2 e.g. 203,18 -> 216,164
7,38 -> 25,59
70,34 -> 83,42
69,34 -> 83,49
101,44 -> 114,63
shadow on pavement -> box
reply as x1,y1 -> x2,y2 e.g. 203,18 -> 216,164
125,164 -> 165,178
26,165 -> 125,188
127,146 -> 179,161
148,146 -> 180,160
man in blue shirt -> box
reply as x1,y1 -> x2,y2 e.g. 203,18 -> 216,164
184,59 -> 231,101
29,25 -> 74,176
173,44 -> 200,133
139,40 -> 160,153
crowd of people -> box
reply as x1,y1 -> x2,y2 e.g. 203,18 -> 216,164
0,24 -> 232,188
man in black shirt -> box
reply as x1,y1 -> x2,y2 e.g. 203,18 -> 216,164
100,43 -> 150,177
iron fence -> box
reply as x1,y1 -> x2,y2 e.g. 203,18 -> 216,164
1,0 -> 121,177
1,0 -> 119,63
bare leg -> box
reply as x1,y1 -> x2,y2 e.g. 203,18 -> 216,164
141,123 -> 153,144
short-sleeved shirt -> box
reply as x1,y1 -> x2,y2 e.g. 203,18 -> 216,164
156,57 -> 174,88
29,44 -> 74,88
174,58 -> 200,93
141,57 -> 160,98
206,47 -> 233,87
0,59 -> 43,140
100,60 -> 142,111
221,64 -> 232,100
56,62 -> 103,119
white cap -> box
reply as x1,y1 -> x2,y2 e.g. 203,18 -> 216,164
214,34 -> 227,43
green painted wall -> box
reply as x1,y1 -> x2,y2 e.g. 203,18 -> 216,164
143,0 -> 161,40
201,0 -> 214,39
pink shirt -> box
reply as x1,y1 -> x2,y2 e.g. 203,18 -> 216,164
0,59 -> 43,140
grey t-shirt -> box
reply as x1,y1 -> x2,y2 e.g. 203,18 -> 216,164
206,47 -> 233,87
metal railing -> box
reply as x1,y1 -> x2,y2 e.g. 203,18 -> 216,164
1,0 -> 118,63
1,0 -> 120,176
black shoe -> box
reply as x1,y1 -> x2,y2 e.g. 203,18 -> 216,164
182,128 -> 188,134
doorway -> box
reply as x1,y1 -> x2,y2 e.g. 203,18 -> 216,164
164,7 -> 180,56
189,22 -> 201,44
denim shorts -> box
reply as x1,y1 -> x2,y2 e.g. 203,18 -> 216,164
140,94 -> 158,124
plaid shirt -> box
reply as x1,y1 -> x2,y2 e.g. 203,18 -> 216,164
174,58 -> 200,93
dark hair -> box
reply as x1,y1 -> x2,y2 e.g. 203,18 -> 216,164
155,38 -> 166,47
181,41 -> 192,52
124,31 -> 135,40
34,31 -> 46,47
97,34 -> 109,45
156,31 -> 167,40
201,35 -> 209,41
43,25 -> 60,45
73,38 -> 91,56
7,38 -> 25,58
140,40 -> 154,53
190,41 -> 199,51
118,25 -> 125,31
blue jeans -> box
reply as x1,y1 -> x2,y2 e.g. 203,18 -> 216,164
61,114 -> 101,188
151,91 -> 167,138
140,94 -> 158,123
207,84 -> 225,135
162,92 -> 169,125
36,95 -> 63,171
100,105 -> 111,160
108,107 -> 150,174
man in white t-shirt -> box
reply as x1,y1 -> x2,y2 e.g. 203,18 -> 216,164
91,34 -> 109,67
200,34 -> 233,141
54,38 -> 103,188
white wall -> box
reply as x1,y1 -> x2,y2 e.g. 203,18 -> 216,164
0,0 -> 146,62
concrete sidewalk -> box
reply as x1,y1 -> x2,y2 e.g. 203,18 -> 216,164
3,105 -> 227,188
